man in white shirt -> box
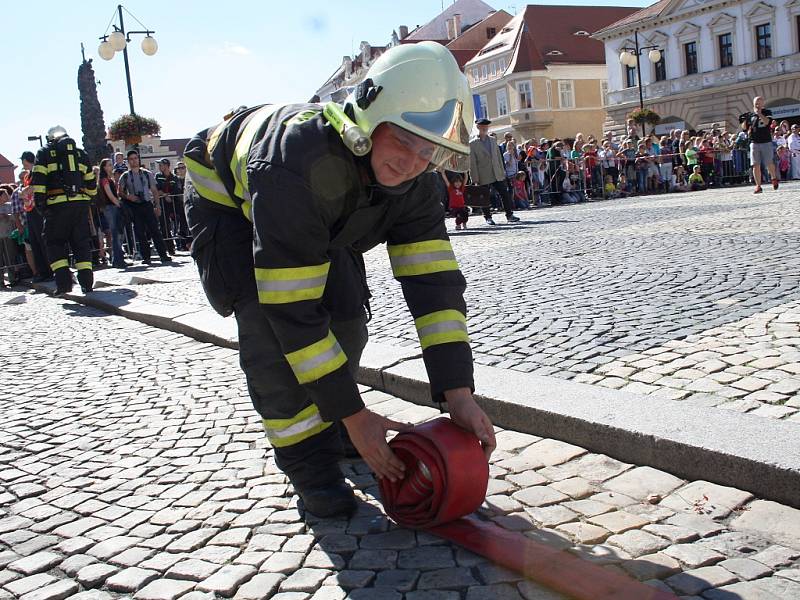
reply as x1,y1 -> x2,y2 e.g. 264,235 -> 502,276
788,124 -> 800,180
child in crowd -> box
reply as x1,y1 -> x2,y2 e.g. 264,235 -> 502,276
447,174 -> 469,230
616,173 -> 631,197
604,175 -> 617,198
777,146 -> 791,181
673,165 -> 688,192
688,165 -> 705,190
513,171 -> 530,210
685,138 -> 699,172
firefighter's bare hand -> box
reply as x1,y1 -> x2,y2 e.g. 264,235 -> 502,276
445,387 -> 496,460
342,408 -> 413,482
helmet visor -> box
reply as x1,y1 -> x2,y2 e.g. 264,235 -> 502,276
400,98 -> 471,172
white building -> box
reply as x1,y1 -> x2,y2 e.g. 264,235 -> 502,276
594,0 -> 800,133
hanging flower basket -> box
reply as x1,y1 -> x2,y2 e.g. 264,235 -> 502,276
108,114 -> 161,144
626,108 -> 661,126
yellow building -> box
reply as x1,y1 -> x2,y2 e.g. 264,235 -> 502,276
465,5 -> 639,142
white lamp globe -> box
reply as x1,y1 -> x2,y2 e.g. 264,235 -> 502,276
648,49 -> 662,63
141,36 -> 158,56
619,51 -> 630,65
109,31 -> 127,51
98,41 -> 115,61
626,52 -> 638,67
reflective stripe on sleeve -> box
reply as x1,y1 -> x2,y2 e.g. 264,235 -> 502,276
388,239 -> 459,277
262,404 -> 332,448
415,309 -> 469,350
50,259 -> 69,270
285,331 -> 347,384
75,262 -> 92,271
32,165 -> 49,175
32,185 -> 47,194
183,157 -> 237,209
230,105 -> 279,202
254,262 -> 330,304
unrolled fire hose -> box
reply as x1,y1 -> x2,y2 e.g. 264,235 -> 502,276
379,417 -> 678,600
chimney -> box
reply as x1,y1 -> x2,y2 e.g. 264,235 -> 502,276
453,13 -> 462,38
399,25 -> 409,40
446,19 -> 455,40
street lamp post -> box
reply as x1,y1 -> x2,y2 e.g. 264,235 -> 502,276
618,30 -> 662,138
97,4 -> 158,116
27,135 -> 43,149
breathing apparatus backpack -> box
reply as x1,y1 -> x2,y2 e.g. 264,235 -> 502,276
52,137 -> 84,197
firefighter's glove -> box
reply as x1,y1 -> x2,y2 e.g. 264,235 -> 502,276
342,408 -> 413,482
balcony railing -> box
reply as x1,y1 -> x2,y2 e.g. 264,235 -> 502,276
606,53 -> 800,106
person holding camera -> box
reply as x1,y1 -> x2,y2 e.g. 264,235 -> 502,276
742,96 -> 779,194
118,150 -> 171,265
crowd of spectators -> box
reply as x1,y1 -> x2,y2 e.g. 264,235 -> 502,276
1,148 -> 191,287
442,108 -> 799,223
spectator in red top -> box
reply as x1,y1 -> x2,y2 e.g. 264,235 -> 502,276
447,173 -> 469,230
698,137 -> 716,186
512,171 -> 530,210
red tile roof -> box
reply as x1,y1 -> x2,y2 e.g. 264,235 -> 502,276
594,0 -> 673,36
0,153 -> 14,168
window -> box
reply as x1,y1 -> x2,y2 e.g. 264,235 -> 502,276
684,41 -> 698,75
625,65 -> 637,88
600,80 -> 608,106
654,54 -> 666,81
558,80 -> 575,108
486,26 -> 496,39
479,94 -> 488,119
481,64 -> 488,80
471,68 -> 478,84
756,23 -> 771,60
718,33 -> 733,67
496,88 -> 508,116
490,62 -> 497,77
517,81 -> 532,109
499,57 -> 506,71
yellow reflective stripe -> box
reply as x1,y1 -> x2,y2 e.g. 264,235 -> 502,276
254,262 -> 330,304
46,195 -> 90,205
285,331 -> 347,384
183,157 -> 237,208
415,309 -> 469,350
83,171 -> 95,181
230,105 -> 279,201
33,165 -> 49,175
84,187 -> 97,197
206,120 -> 227,155
68,154 -> 76,172
51,259 -> 69,270
241,200 -> 252,222
262,404 -> 333,447
388,239 -> 459,277
32,185 -> 47,193
75,262 -> 92,271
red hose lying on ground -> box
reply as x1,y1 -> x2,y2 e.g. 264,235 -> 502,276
379,417 -> 678,600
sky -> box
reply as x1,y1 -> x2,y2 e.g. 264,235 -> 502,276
1,0 -> 650,174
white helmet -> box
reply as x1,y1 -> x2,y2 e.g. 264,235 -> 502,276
344,41 -> 474,172
46,125 -> 69,142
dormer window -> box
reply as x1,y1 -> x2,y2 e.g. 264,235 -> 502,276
574,30 -> 590,36
501,26 -> 512,33
547,50 -> 564,56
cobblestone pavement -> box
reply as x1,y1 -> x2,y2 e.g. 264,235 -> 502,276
34,184 -> 799,423
1,294 -> 799,599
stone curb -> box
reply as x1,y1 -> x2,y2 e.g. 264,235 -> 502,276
29,280 -> 800,509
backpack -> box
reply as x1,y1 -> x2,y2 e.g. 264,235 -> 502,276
53,137 -> 84,197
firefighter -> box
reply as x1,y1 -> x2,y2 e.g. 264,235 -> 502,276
31,126 -> 97,295
184,42 -> 496,517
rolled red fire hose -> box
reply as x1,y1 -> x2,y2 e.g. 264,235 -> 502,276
379,417 -> 678,600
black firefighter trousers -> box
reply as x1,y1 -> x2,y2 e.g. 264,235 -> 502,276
43,201 -> 93,293
184,182 -> 368,491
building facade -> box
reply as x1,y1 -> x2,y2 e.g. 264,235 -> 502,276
465,5 -> 639,142
595,0 -> 800,133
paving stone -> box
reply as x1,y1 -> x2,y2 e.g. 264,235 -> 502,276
516,580 -> 568,599
718,558 -> 773,581
139,552 -> 187,572
512,487 -> 568,508
280,568 -> 330,593
76,563 -> 119,588
304,551 -> 345,571
556,522 -> 609,544
104,567 -> 159,592
603,467 -> 684,500
642,524 -> 699,544
475,563 -> 521,584
259,552 -> 305,574
18,579 -> 79,600
664,565 -> 737,595
60,554 -> 99,577
750,545 -> 800,568
661,482 -> 753,519
397,546 -> 455,570
167,528 -> 219,552
373,569 -> 417,591
317,535 -> 358,554
247,533 -> 285,552
703,579 -> 792,600
232,572 -> 285,599
348,550 -> 397,570
606,530 -> 670,558
197,564 -> 257,597
134,578 -> 197,600
310,587 -> 345,600
346,590 -> 399,600
108,546 -> 156,567
8,551 -> 62,575
621,552 -> 681,581
730,500 -> 800,550
548,478 -> 594,499
209,527 -> 251,546
86,536 -> 140,560
417,567 -> 480,589
325,569 -> 375,589
588,511 -> 650,534
662,544 -> 725,568
283,535 -> 316,554
664,514 -> 727,538
190,545 -> 241,564
62,591 -> 114,600
525,505 -> 579,528
521,439 -> 586,466
405,592 -> 460,600
167,559 -> 221,581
